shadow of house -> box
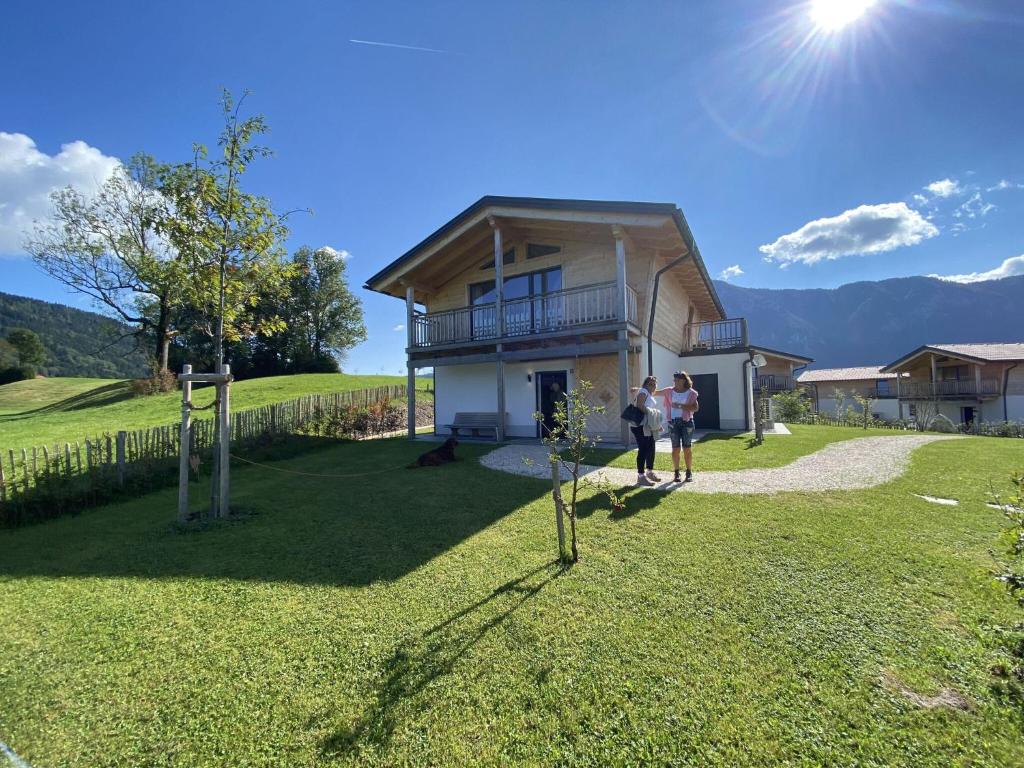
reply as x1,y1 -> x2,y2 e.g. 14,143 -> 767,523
0,438 -> 552,587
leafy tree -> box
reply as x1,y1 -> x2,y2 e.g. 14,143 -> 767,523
851,392 -> 876,429
25,155 -> 187,373
0,338 -> 18,370
284,246 -> 366,371
160,90 -> 294,371
6,328 -> 47,369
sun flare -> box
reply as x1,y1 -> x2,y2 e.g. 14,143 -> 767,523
810,0 -> 877,31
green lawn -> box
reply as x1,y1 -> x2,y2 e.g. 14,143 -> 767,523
0,374 -> 433,449
0,434 -> 1021,766
582,424 -> 913,472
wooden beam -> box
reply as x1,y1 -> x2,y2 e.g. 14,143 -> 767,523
487,206 -> 671,228
407,285 -> 417,439
617,330 -> 630,447
177,364 -> 192,523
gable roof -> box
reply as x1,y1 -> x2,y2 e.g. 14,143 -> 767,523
797,366 -> 900,383
363,195 -> 727,319
881,342 -> 1024,371
750,345 -> 814,365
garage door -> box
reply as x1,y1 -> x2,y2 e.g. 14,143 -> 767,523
690,374 -> 720,430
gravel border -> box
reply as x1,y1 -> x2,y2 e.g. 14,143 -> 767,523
479,435 -> 961,495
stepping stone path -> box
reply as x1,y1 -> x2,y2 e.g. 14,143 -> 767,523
480,435 -> 961,495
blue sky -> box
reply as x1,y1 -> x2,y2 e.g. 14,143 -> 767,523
1,0 -> 1022,375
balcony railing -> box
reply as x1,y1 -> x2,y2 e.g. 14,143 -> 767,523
683,318 -> 748,353
900,379 -> 1001,399
754,374 -> 793,392
412,282 -> 639,348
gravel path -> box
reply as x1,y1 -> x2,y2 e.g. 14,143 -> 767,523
479,435 -> 960,494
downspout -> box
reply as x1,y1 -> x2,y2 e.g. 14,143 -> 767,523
1004,362 -> 1018,422
647,254 -> 692,376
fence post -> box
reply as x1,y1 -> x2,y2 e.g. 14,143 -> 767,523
116,431 -> 127,487
218,365 -> 231,518
178,364 -> 193,523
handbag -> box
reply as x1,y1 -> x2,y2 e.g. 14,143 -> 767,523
620,403 -> 644,426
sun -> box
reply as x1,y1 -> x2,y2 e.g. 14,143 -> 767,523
810,0 -> 877,31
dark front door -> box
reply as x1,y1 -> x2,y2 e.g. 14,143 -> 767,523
537,371 -> 568,437
960,406 -> 975,426
690,374 -> 720,430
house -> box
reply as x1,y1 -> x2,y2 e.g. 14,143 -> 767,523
364,196 -> 805,443
880,342 -> 1024,425
750,346 -> 814,395
796,366 -> 904,421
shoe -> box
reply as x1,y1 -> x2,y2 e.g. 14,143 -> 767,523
673,470 -> 681,483
685,469 -> 693,482
637,474 -> 652,486
646,471 -> 661,482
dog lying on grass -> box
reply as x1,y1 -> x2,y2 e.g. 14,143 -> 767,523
408,437 -> 459,468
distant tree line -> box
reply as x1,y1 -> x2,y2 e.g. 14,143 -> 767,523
24,90 -> 366,389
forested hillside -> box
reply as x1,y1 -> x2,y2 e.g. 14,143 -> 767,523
0,292 -> 147,378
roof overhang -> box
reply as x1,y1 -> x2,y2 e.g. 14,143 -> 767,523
881,344 -> 992,372
363,195 -> 727,320
750,345 -> 814,365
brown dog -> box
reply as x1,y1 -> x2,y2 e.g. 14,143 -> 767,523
409,437 -> 459,468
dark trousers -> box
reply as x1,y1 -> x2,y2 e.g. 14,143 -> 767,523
630,425 -> 655,474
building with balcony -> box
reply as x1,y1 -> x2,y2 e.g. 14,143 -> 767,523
796,366 -> 906,421
364,196 -> 809,442
880,342 -> 1024,425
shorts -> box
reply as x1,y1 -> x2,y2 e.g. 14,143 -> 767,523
669,418 -> 695,449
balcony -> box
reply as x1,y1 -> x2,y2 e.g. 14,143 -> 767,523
412,282 -> 639,349
900,379 -> 1001,399
683,318 -> 748,353
754,374 -> 794,393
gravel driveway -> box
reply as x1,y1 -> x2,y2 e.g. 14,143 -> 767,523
479,435 -> 960,494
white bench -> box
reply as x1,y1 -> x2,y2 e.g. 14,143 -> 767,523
446,412 -> 507,440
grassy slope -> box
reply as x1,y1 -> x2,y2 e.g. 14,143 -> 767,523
0,374 -> 433,449
582,424 -> 911,472
0,431 -> 1021,766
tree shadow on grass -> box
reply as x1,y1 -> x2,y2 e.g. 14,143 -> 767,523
575,485 -> 667,520
0,437 -> 550,587
319,559 -> 564,759
0,381 -> 134,421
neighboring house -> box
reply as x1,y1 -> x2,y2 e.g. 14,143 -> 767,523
880,342 -> 1024,425
796,366 -> 904,421
365,196 -> 796,442
750,346 -> 814,395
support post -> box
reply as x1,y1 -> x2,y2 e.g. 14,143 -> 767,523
612,225 -> 628,322
618,331 -> 630,447
218,364 -> 231,518
178,364 -> 192,523
491,218 -> 506,441
407,285 -> 417,439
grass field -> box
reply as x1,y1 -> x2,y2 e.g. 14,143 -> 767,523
0,374 -> 433,449
1,429 -> 1021,766
579,424 -> 911,472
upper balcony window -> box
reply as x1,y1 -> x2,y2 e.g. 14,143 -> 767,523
478,248 -> 516,270
940,364 -> 969,381
526,243 -> 561,260
875,379 -> 892,396
469,267 -> 562,305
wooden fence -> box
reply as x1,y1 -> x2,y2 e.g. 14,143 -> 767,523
0,384 -> 408,525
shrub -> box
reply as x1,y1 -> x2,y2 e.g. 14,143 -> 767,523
989,472 -> 1024,703
131,365 -> 179,396
0,365 -> 36,385
771,389 -> 810,422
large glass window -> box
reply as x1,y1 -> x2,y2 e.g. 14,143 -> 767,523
468,267 -> 562,337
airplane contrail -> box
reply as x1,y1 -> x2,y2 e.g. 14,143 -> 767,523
349,39 -> 455,55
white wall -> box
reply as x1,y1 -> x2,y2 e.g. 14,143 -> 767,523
433,359 -> 577,437
677,349 -> 753,431
819,396 -> 902,421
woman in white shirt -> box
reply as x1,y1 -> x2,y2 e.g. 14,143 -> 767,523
631,375 -> 661,485
649,371 -> 699,483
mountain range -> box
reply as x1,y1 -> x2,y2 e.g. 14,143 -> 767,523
715,275 -> 1024,369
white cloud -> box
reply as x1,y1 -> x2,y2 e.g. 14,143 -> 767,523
318,245 -> 351,260
953,192 -> 996,220
759,202 -> 938,267
987,179 -> 1023,192
718,264 -> 744,281
0,131 -> 120,255
392,324 -> 405,332
930,254 -> 1024,284
925,178 -> 961,198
